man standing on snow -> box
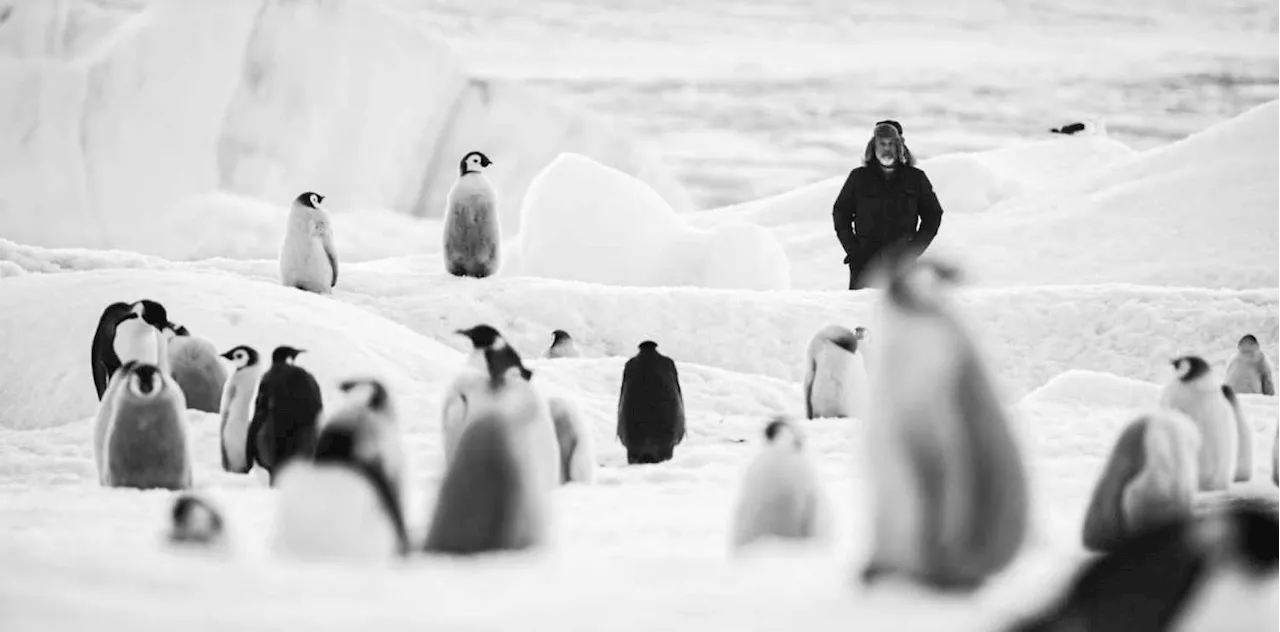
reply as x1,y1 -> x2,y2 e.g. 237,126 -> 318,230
832,120 -> 944,290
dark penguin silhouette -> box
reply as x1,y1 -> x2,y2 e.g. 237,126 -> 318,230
1006,502 -> 1279,632
90,299 -> 173,399
1050,122 -> 1086,135
617,341 -> 686,464
245,345 -> 323,485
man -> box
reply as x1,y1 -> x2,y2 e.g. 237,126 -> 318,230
832,120 -> 944,290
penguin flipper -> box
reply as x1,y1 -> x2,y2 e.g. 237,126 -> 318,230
803,356 -> 816,420
320,224 -> 339,288
1082,419 -> 1148,552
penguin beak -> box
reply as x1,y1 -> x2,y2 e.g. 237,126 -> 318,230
316,195 -> 325,204
220,350 -> 235,360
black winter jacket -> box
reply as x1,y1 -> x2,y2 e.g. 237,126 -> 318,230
832,164 -> 944,263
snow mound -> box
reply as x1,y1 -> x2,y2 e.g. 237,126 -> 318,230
0,0 -> 690,258
0,268 -> 463,430
515,154 -> 790,290
1021,369 -> 1161,409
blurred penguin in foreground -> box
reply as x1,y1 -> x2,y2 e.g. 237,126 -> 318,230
832,120 -> 945,290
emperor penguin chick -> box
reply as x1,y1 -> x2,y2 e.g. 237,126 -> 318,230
169,494 -> 226,548
546,329 -> 581,359
279,191 -> 339,294
165,327 -> 228,414
219,345 -> 264,474
326,377 -> 405,500
1159,356 -> 1239,491
861,257 -> 1029,593
1081,411 -> 1201,553
94,361 -> 192,490
271,419 -> 410,562
1223,334 -> 1275,396
424,344 -> 552,555
547,394 -> 597,484
246,346 -> 323,485
442,151 -> 500,278
803,324 -> 872,420
730,417 -> 829,551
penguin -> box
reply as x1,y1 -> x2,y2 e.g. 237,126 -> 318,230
547,394 -> 597,484
423,343 -> 552,555
169,494 -> 226,547
1224,334 -> 1275,396
90,301 -> 133,399
164,328 -> 228,414
802,324 -> 871,421
1159,356 -> 1239,492
1222,385 -> 1253,483
440,325 -> 560,490
271,417 -> 410,562
324,377 -> 404,499
546,329 -> 581,359
1049,122 -> 1087,135
93,361 -> 192,490
1006,503 -> 1279,632
729,417 -> 829,551
860,257 -> 1029,592
218,345 -> 264,474
1272,423 -> 1278,486
1081,410 -> 1201,553
442,151 -> 500,279
279,191 -> 339,294
92,299 -> 175,400
617,341 -> 686,465
245,346 -> 323,485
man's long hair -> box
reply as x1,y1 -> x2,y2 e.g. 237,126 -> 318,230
863,138 -> 916,168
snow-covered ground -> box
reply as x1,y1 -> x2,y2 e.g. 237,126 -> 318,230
1,0 -> 1278,628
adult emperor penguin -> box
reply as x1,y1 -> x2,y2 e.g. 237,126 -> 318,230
93,361 -> 192,490
546,329 -> 581,359
424,343 -> 553,555
547,394 -> 597,484
218,345 -> 264,474
91,299 -> 174,399
271,416 -> 410,562
442,151 -> 501,279
1007,503 -> 1279,632
803,324 -> 871,421
246,346 -> 323,485
1159,356 -> 1239,492
730,417 -> 829,551
1222,383 -> 1253,483
440,325 -> 560,490
165,327 -> 227,414
860,256 -> 1029,592
169,494 -> 226,547
1081,410 -> 1201,553
617,341 -> 686,465
1224,334 -> 1275,396
324,377 -> 405,499
279,191 -> 339,294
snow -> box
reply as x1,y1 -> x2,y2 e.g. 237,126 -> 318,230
0,0 -> 691,258
513,154 -> 791,290
0,21 -> 1278,632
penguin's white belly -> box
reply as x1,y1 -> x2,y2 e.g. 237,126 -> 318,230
1162,388 -> 1237,491
271,464 -> 399,563
518,410 -> 561,491
114,320 -> 161,366
810,349 -> 869,419
221,394 -> 254,470
281,235 -> 330,287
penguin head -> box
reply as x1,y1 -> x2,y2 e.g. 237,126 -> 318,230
551,329 -> 572,343
220,345 -> 260,370
638,340 -> 659,353
456,324 -> 505,350
1171,356 -> 1211,382
460,151 -> 493,176
338,377 -> 390,413
295,192 -> 325,209
272,346 -> 306,365
482,344 -> 533,387
763,417 -> 804,450
124,362 -> 164,399
170,494 -> 224,545
1238,334 -> 1259,351
853,326 -> 871,342
129,299 -> 171,330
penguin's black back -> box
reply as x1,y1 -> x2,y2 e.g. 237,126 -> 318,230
248,363 -> 322,480
91,301 -> 133,399
617,344 -> 685,464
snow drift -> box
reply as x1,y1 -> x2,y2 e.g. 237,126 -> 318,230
0,0 -> 691,258
515,153 -> 791,290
